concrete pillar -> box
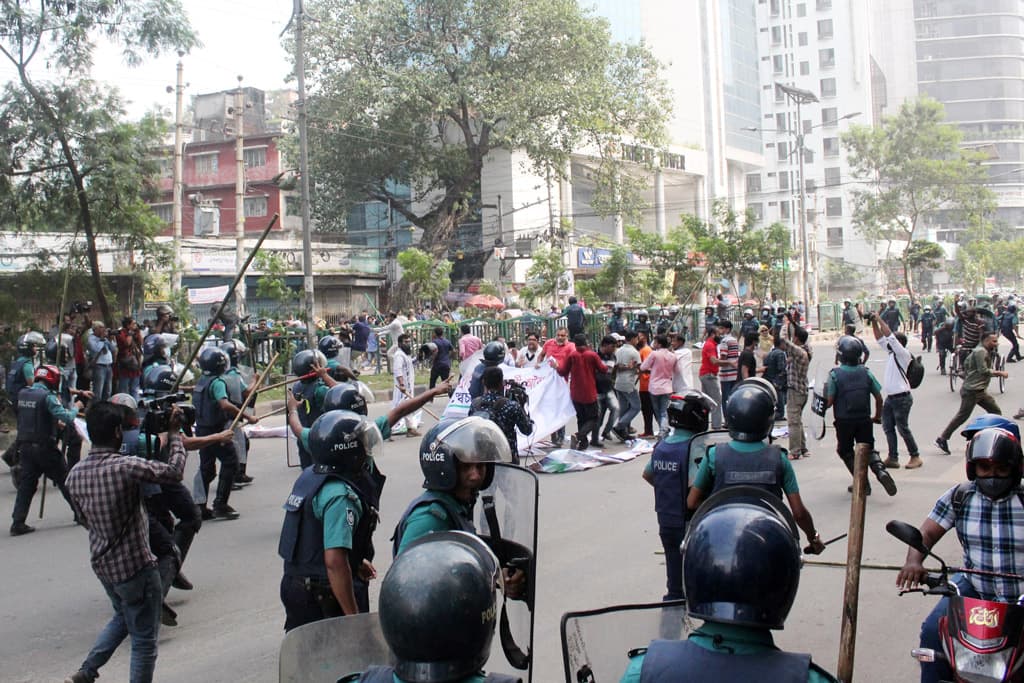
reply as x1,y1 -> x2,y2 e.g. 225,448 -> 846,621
655,168 -> 667,239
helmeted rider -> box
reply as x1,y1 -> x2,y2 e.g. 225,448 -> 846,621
620,490 -> 837,681
898,418 -> 1024,683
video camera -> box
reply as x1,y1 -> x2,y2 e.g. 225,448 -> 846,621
71,300 -> 93,314
139,392 -> 195,438
504,378 -> 528,407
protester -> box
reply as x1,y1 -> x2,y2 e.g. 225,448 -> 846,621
698,326 -> 726,430
611,330 -> 642,442
557,334 -> 609,450
640,334 -> 677,436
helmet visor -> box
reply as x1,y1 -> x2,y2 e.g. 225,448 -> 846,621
356,419 -> 385,462
436,416 -> 512,464
355,381 -> 375,406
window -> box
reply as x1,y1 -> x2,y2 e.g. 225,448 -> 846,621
798,32 -> 808,46
827,227 -> 843,247
817,19 -> 834,39
152,204 -> 172,223
779,172 -> 790,190
749,203 -> 764,221
805,178 -> 817,192
156,158 -> 173,178
771,26 -> 782,45
823,137 -> 840,157
826,197 -> 843,216
819,48 -> 835,68
244,196 -> 268,217
773,55 -> 785,74
820,77 -> 837,98
774,83 -> 786,103
800,61 -> 810,75
777,141 -> 790,161
797,3 -> 806,16
803,119 -> 813,134
284,195 -> 302,216
770,0 -> 780,16
822,107 -> 838,127
807,208 -> 817,225
780,201 -> 792,220
803,147 -> 815,163
817,0 -> 832,9
243,147 -> 267,168
825,167 -> 841,186
776,113 -> 788,132
193,153 -> 218,176
747,173 -> 762,193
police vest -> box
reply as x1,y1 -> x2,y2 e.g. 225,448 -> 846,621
222,370 -> 244,407
830,366 -> 872,421
279,467 -> 381,579
5,356 -> 31,397
638,639 -> 813,683
391,491 -> 476,558
740,320 -> 760,338
608,316 -> 626,333
293,380 -> 324,429
651,439 -> 691,528
192,374 -> 227,432
711,443 -> 785,499
353,667 -> 521,683
15,385 -> 55,445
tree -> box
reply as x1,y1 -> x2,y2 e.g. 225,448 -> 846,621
574,245 -> 630,304
519,246 -> 567,308
397,247 -> 452,309
254,252 -> 299,318
0,1 -> 197,323
300,0 -> 671,306
842,96 -> 995,303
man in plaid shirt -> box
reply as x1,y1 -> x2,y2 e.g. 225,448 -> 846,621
64,402 -> 190,683
897,424 -> 1024,683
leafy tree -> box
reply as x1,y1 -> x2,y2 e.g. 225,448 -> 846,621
397,247 -> 452,309
574,245 -> 630,304
627,221 -> 697,298
255,252 -> 299,317
300,0 -> 671,306
519,246 -> 567,308
842,96 -> 995,303
0,1 -> 197,323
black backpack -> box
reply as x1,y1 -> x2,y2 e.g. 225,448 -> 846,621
889,346 -> 924,389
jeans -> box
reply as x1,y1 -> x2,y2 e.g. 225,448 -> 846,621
659,526 -> 686,601
883,392 -> 919,459
79,565 -> 162,683
117,374 -> 140,399
774,386 -> 788,420
720,380 -> 737,423
614,389 -> 641,432
571,401 -> 599,449
650,393 -> 671,435
92,364 -> 113,402
593,391 -> 619,443
920,574 -> 977,683
940,389 -> 1002,440
699,375 -> 723,429
787,391 -> 809,456
1003,329 -> 1022,361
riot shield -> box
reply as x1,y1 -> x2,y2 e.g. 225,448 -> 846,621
682,430 -> 731,528
278,612 -> 394,683
808,363 -> 831,441
561,600 -> 690,683
476,463 -> 539,681
237,364 -> 255,387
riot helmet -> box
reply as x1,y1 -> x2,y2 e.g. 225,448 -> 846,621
836,335 -> 865,366
724,379 -> 776,442
292,349 -> 327,377
667,391 -> 715,433
965,428 -> 1023,501
842,299 -> 851,307
142,364 -> 176,395
962,413 -> 1021,442
16,331 -> 45,356
220,339 -> 247,367
637,311 -> 649,321
419,416 -> 512,492
322,381 -> 375,416
307,409 -> 383,475
109,393 -> 140,429
198,346 -> 229,376
142,333 -> 177,363
482,341 -> 506,364
33,364 -> 61,390
317,335 -> 342,359
683,489 -> 801,630
45,334 -> 73,365
743,308 -> 754,318
380,531 -> 501,683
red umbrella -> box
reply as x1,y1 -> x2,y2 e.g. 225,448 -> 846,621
465,294 -> 505,310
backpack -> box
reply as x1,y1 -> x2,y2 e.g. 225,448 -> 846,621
889,345 -> 924,389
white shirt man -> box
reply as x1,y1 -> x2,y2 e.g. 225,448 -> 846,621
671,336 -> 694,393
392,336 -> 420,435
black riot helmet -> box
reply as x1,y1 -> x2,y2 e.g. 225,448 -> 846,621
220,339 -> 247,367
724,378 -> 777,442
667,391 -> 715,433
142,364 -> 176,395
380,531 -> 501,682
45,334 -> 73,365
142,332 -> 177,364
307,409 -> 383,475
418,416 -> 512,492
837,335 -> 864,366
965,428 -> 1024,501
683,488 -> 802,630
292,349 -> 327,377
322,381 -> 375,416
16,331 -> 45,356
198,346 -> 229,375
317,335 -> 342,359
482,341 -> 506,364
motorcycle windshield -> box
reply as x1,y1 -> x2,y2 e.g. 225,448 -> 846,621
560,600 -> 691,683
278,612 -> 394,683
476,463 -> 540,676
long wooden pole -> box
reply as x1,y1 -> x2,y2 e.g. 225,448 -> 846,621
253,370 -> 317,396
837,442 -> 871,681
228,350 -> 280,431
399,385 -> 438,421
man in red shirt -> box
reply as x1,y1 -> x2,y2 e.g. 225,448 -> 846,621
538,327 -> 576,447
698,325 -> 726,429
557,334 -> 609,450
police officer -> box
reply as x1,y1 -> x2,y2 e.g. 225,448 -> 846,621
468,341 -> 508,400
278,409 -> 384,630
3,331 -> 45,477
318,334 -> 358,381
641,391 -> 715,600
192,347 -> 255,520
620,493 -> 838,682
341,531 -> 522,683
10,365 -> 82,535
841,299 -> 857,328
292,349 -> 336,469
632,310 -> 653,338
607,304 -> 627,335
738,309 -> 759,340
826,336 -> 895,496
221,339 -> 255,486
686,379 -> 826,554
920,305 -> 936,352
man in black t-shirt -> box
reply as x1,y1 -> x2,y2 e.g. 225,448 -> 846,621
738,333 -> 759,381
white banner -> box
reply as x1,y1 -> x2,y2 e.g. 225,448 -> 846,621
444,353 -> 576,451
187,285 -> 230,305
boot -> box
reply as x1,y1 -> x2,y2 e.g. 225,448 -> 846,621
868,450 -> 898,496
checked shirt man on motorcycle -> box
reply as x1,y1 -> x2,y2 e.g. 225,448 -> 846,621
896,415 -> 1024,683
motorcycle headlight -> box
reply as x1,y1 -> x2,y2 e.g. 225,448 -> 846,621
952,639 -> 1010,683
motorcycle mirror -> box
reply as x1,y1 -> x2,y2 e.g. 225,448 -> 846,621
886,520 -> 928,555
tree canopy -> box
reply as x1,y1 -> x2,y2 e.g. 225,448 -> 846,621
396,247 -> 452,309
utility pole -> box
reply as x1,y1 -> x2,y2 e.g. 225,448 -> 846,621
233,76 -> 247,315
777,83 -> 818,318
495,194 -> 504,301
170,51 -> 185,291
293,0 -> 316,348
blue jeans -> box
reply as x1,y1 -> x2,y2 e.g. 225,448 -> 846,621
720,380 -> 737,421
920,573 -> 977,683
650,392 -> 671,435
79,565 -> 162,683
883,392 -> 920,459
117,374 -> 140,399
92,364 -> 113,402
614,388 -> 641,432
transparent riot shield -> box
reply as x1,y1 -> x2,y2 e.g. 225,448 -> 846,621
476,463 -> 539,681
560,600 -> 690,683
278,612 -> 394,683
681,430 -> 731,529
808,363 -> 831,441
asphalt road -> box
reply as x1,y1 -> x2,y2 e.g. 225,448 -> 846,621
0,337 -> 1018,682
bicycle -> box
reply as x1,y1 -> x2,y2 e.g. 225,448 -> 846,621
948,345 -> 965,392
992,349 -> 1007,394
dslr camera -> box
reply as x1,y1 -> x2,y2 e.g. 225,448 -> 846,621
139,392 -> 195,438
504,378 -> 529,407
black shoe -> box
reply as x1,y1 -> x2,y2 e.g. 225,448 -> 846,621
870,461 -> 899,496
847,483 -> 872,495
935,437 -> 951,455
200,506 -> 214,521
172,572 -> 194,591
231,482 -> 244,491
235,473 -> 254,484
161,602 -> 178,627
64,670 -> 96,683
10,522 -> 35,536
610,427 -> 628,442
211,505 -> 240,520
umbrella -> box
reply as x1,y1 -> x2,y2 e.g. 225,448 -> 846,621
465,294 -> 505,310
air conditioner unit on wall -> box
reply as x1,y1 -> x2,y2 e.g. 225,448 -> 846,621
195,207 -> 220,236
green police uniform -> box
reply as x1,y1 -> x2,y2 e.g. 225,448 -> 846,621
691,440 -> 800,495
394,491 -> 474,555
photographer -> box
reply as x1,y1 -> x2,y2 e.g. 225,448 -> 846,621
469,367 -> 533,465
64,401 -> 191,683
87,321 -> 116,402
116,317 -> 144,398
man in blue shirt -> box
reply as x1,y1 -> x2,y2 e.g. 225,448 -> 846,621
564,296 -> 586,340
429,326 -> 453,389
351,315 -> 372,367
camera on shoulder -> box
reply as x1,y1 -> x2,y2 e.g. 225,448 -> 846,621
139,392 -> 196,439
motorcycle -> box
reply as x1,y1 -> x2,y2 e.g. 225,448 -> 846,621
887,519 -> 1024,682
